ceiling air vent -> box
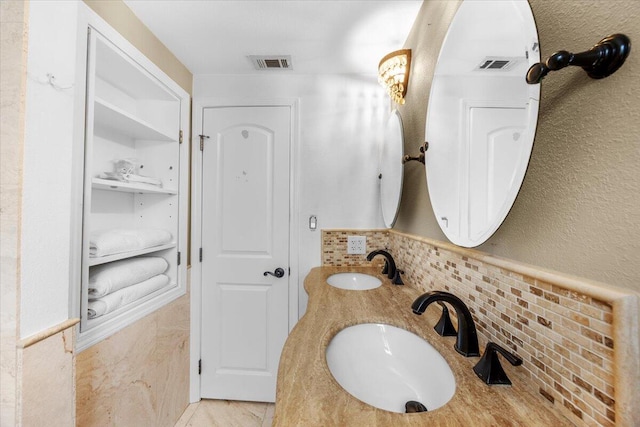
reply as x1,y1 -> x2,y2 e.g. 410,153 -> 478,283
475,57 -> 519,71
249,55 -> 293,71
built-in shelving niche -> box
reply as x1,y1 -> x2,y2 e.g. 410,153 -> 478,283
77,26 -> 189,351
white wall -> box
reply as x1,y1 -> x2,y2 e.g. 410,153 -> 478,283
20,1 -> 84,338
194,74 -> 388,314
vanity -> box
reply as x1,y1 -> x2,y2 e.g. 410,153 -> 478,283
273,266 -> 573,426
271,0 -> 635,423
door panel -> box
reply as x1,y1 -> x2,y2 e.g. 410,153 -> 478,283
200,106 -> 290,402
219,125 -> 273,254
218,284 -> 268,369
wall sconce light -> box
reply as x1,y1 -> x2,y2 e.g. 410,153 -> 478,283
378,49 -> 411,104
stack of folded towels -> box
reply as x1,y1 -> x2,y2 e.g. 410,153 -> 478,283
87,256 -> 169,319
89,228 -> 173,258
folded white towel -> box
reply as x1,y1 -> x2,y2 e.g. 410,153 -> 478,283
88,257 -> 168,298
123,173 -> 163,187
89,228 -> 172,257
87,274 -> 170,319
97,172 -> 163,187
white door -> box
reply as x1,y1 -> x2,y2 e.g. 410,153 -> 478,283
200,106 -> 290,402
467,106 -> 527,241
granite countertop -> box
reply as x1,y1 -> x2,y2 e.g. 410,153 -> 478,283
273,266 -> 574,426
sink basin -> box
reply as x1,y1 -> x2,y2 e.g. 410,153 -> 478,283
326,273 -> 382,290
325,323 -> 455,413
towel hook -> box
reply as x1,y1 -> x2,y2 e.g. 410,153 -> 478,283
526,33 -> 631,84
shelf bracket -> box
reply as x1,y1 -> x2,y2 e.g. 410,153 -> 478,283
179,129 -> 183,144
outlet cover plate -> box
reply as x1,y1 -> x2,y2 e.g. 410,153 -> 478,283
347,236 -> 366,254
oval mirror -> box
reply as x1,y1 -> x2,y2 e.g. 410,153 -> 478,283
380,109 -> 405,228
425,0 -> 540,247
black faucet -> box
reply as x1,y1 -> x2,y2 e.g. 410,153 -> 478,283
411,291 -> 480,357
366,250 -> 403,285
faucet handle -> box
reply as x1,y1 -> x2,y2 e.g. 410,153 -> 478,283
381,260 -> 389,275
434,302 -> 457,336
473,342 -> 523,385
391,269 -> 404,285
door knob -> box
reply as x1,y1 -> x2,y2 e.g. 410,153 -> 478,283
264,267 -> 285,278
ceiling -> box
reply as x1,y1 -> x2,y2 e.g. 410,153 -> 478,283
122,0 -> 423,75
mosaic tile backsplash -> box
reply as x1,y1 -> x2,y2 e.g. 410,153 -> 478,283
321,230 -> 389,268
322,229 -> 616,427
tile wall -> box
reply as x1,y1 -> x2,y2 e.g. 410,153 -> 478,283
0,1 -> 27,425
76,287 -> 190,427
17,323 -> 77,426
322,229 -> 634,427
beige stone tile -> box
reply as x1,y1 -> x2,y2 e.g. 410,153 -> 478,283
75,289 -> 190,427
0,335 -> 17,427
0,1 -> 27,23
113,378 -> 157,427
0,124 -> 24,185
0,22 -> 26,70
0,187 -> 21,238
579,302 -> 605,320
19,328 -> 75,426
155,302 -> 190,427
76,314 -> 158,426
174,402 -> 199,427
157,293 -> 189,333
0,22 -> 27,114
262,403 -> 274,427
186,400 -> 267,427
0,2 -> 23,424
0,20 -> 26,216
0,254 -> 17,326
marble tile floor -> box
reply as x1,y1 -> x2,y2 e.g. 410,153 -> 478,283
175,400 -> 274,427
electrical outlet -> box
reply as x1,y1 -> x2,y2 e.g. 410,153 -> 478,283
347,236 -> 366,254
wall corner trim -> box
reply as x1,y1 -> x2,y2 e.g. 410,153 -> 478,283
613,294 -> 640,427
18,318 -> 80,349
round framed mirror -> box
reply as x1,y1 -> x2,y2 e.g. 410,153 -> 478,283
380,109 -> 405,228
425,0 -> 540,247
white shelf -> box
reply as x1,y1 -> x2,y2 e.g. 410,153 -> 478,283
92,178 -> 177,195
88,243 -> 176,266
78,25 -> 188,350
95,35 -> 177,102
94,97 -> 176,142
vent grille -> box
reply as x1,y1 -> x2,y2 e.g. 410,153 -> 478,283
249,55 -> 293,70
475,57 -> 519,71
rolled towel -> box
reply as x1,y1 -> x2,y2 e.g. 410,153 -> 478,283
89,257 -> 168,298
89,228 -> 172,257
87,274 -> 170,319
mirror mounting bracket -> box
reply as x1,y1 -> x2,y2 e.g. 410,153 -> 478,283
402,141 -> 429,165
526,33 -> 631,84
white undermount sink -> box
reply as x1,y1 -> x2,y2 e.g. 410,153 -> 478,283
326,323 -> 456,413
326,273 -> 382,290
